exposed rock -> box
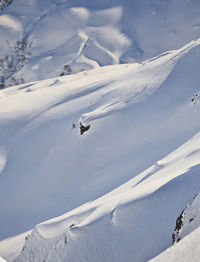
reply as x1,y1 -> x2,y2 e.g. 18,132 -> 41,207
172,193 -> 200,244
60,65 -> 72,77
191,92 -> 200,105
172,210 -> 184,244
0,40 -> 32,88
80,122 -> 90,135
0,0 -> 13,11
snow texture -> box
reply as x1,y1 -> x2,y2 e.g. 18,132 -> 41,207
0,38 -> 200,261
1,0 -> 200,86
150,226 -> 200,262
12,131 -> 200,262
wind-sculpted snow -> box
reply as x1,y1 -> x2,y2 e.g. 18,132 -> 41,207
0,39 -> 200,261
151,226 -> 200,262
13,132 -> 200,262
1,0 -> 200,87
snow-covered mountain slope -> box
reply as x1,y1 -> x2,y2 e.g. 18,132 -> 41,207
172,192 -> 200,244
10,131 -> 200,262
0,38 -> 200,261
0,232 -> 29,262
150,226 -> 200,262
1,0 -> 200,87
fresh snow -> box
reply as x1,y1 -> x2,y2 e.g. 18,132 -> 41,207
0,232 -> 30,262
0,38 -> 200,261
11,131 -> 200,262
0,257 -> 7,262
1,0 -> 200,86
150,226 -> 200,262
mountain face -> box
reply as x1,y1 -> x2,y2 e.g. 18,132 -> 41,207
151,194 -> 200,262
172,193 -> 200,244
150,229 -> 200,262
1,1 -> 200,262
1,0 -> 200,87
0,37 -> 200,261
12,131 -> 200,262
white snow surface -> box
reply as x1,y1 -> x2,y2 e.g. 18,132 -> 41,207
1,0 -> 200,84
150,226 -> 200,262
1,39 -> 200,261
12,131 -> 200,262
0,257 -> 7,262
0,232 -> 30,262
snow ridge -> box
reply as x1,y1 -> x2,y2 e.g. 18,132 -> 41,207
0,38 -> 200,262
13,132 -> 200,262
1,0 -> 200,87
9,38 -> 200,262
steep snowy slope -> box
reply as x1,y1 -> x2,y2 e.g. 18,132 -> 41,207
0,38 -> 200,261
10,131 -> 200,262
172,192 -> 200,244
151,226 -> 200,262
0,232 -> 29,262
1,0 -> 200,87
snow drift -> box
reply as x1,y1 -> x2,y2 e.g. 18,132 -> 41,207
0,38 -> 200,261
1,0 -> 200,87
151,224 -> 200,262
12,131 -> 200,262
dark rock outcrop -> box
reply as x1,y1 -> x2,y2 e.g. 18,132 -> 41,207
172,193 -> 200,244
80,122 -> 90,135
0,0 -> 13,11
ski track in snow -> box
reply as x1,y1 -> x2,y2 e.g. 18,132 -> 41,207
3,38 -> 197,128
2,0 -> 200,87
22,1 -> 68,40
0,38 -> 199,262
1,0 -> 200,260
